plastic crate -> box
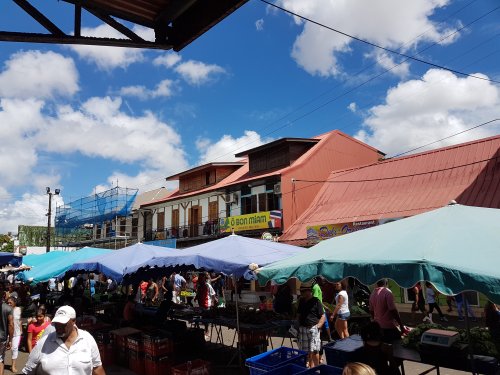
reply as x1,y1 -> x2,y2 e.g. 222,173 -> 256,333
142,335 -> 174,356
97,343 -> 114,368
246,347 -> 308,375
296,364 -> 343,374
144,355 -> 173,375
127,334 -> 143,352
265,363 -> 307,374
128,350 -> 145,375
171,359 -> 211,375
240,331 -> 268,348
323,335 -> 363,368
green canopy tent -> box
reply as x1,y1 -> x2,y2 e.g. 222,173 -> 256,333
257,203 -> 500,304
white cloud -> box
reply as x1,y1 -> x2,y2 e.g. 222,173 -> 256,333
0,193 -> 64,234
153,53 -> 182,68
174,60 -> 226,86
119,79 -> 176,100
276,0 -> 456,77
0,50 -> 79,99
355,69 -> 500,156
196,130 -> 271,164
365,50 -> 410,78
348,102 -> 357,112
256,19 -> 265,31
68,24 -> 147,70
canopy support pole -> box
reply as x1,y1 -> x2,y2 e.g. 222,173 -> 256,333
463,294 -> 477,375
233,274 -> 242,367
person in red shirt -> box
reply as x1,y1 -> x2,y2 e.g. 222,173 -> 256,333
369,279 -> 405,342
27,308 -> 51,352
139,280 -> 148,303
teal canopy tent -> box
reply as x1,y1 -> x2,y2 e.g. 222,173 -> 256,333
257,204 -> 500,304
19,247 -> 111,284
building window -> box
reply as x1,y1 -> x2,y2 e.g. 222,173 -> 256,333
120,218 -> 126,236
131,218 -> 138,237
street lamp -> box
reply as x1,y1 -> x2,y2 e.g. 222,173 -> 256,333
46,187 -> 60,253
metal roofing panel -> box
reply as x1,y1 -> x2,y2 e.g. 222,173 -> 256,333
281,135 -> 500,243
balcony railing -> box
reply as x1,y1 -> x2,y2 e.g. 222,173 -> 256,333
145,221 -> 220,241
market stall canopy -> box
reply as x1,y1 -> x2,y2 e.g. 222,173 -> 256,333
0,252 -> 22,267
19,247 -> 110,284
65,243 -> 176,282
257,204 -> 500,304
125,234 -> 304,279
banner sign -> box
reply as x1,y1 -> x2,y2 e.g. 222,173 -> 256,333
220,210 -> 282,233
306,218 -> 402,242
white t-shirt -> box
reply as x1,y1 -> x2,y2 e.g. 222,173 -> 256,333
22,328 -> 102,375
13,307 -> 21,337
335,290 -> 349,314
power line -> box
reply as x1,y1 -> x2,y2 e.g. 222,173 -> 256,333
260,0 -> 500,84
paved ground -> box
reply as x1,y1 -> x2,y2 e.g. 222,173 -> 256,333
4,309 -> 482,374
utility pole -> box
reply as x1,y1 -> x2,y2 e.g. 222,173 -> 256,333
46,187 -> 60,253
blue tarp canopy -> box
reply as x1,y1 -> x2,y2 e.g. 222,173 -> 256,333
0,252 -> 22,267
65,243 -> 175,282
19,247 -> 111,284
124,234 -> 304,279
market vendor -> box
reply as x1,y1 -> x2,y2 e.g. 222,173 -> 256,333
297,281 -> 325,368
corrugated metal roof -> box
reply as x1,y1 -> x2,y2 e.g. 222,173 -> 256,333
281,135 -> 500,243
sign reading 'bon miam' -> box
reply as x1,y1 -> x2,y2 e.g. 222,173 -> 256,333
219,210 -> 282,233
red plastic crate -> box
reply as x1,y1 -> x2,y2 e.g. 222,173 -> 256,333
144,355 -> 173,375
240,331 -> 268,348
171,359 -> 211,375
128,350 -> 145,375
97,343 -> 114,368
127,334 -> 144,352
143,337 -> 174,356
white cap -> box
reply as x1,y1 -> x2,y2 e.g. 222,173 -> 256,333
52,306 -> 76,324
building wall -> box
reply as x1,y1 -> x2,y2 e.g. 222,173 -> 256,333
280,132 -> 382,230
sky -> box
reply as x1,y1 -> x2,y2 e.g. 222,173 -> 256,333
0,0 -> 499,234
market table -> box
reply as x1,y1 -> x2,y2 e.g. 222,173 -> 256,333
392,340 -> 476,375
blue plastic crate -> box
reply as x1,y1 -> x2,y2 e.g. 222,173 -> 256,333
323,335 -> 364,368
297,364 -> 343,374
265,363 -> 308,375
246,346 -> 308,374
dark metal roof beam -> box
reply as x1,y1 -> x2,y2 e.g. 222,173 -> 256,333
155,0 -> 197,24
0,31 -> 172,50
85,8 -> 144,43
74,5 -> 81,37
13,0 -> 65,36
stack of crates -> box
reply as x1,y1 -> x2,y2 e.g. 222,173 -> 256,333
171,359 -> 211,375
94,330 -> 113,368
127,333 -> 145,375
109,327 -> 142,368
142,332 -> 174,375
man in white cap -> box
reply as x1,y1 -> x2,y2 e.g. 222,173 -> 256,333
22,306 -> 105,375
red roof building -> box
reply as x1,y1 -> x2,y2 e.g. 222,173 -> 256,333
139,130 -> 383,246
281,135 -> 500,246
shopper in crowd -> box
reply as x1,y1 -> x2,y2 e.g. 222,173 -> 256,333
424,282 -> 447,322
332,280 -> 350,339
342,362 -> 377,375
170,272 -> 186,304
6,297 -> 21,374
296,282 -> 325,368
194,273 -> 216,340
312,276 -> 332,341
359,321 -> 401,375
409,282 -> 427,325
88,273 -> 97,301
22,305 -> 106,375
0,293 -> 13,375
369,279 -> 406,342
27,307 -> 51,353
122,295 -> 136,326
455,292 -> 477,322
145,278 -> 159,305
484,301 -> 500,342
273,282 -> 294,315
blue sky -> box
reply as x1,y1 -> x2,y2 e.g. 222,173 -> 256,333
0,0 -> 499,233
